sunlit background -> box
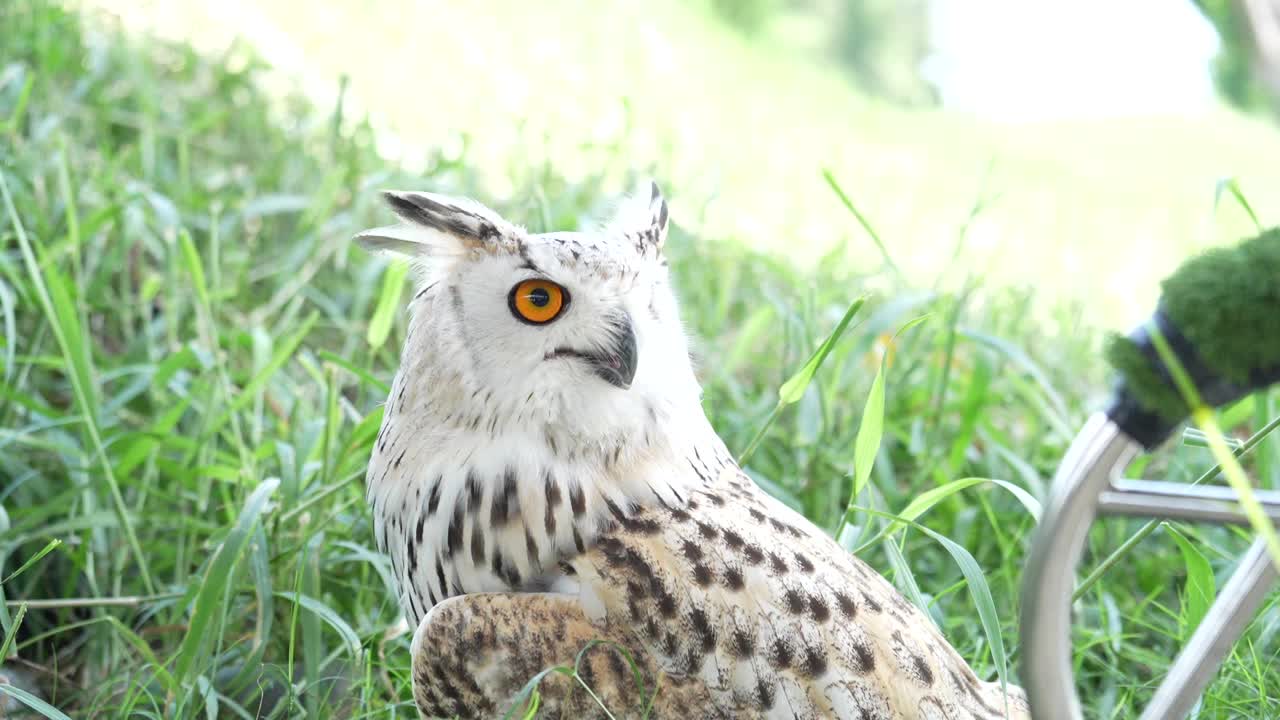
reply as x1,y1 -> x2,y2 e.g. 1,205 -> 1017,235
76,0 -> 1280,325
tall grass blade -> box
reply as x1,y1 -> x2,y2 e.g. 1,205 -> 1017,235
821,168 -> 901,279
367,259 -> 409,349
1168,527 -> 1215,635
173,477 -> 280,688
1214,177 -> 1263,232
0,683 -> 73,720
851,360 -> 885,501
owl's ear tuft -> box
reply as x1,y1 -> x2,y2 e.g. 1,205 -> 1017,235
650,181 -> 670,241
609,180 -> 670,251
354,191 -> 517,258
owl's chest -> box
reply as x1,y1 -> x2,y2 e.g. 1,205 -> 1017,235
367,382 -> 719,626
366,431 -> 615,626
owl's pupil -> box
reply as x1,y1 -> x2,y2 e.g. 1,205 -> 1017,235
529,288 -> 551,307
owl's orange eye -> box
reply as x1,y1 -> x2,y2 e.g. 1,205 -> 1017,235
509,279 -> 568,325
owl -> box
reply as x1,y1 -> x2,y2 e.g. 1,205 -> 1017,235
357,182 -> 1030,720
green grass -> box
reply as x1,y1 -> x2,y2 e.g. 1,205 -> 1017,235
3,1 -> 1280,718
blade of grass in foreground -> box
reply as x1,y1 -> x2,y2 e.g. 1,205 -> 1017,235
0,683 -> 73,720
1214,177 -> 1263,232
1150,322 -> 1280,572
822,168 -> 902,279
738,295 -> 867,464
172,477 -> 280,694
1167,527 -> 1215,635
857,507 -> 1011,713
851,358 -> 885,502
367,259 -> 410,349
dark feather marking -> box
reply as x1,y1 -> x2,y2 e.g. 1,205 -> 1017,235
449,284 -> 463,315
835,590 -> 857,618
516,244 -> 541,273
544,502 -> 558,536
413,281 -> 438,300
794,552 -> 815,573
851,636 -> 875,673
800,643 -> 829,679
680,539 -> 703,562
435,557 -> 449,597
723,566 -> 745,590
524,528 -> 540,569
770,637 -> 793,670
470,523 -> 486,565
756,678 -> 776,710
466,470 -> 482,511
690,607 -> 715,652
407,586 -> 422,623
693,563 -> 713,587
808,593 -> 831,623
491,468 -> 518,526
912,654 -> 934,686
768,551 -> 789,575
425,479 -> 443,516
784,587 -> 804,614
544,472 -> 562,506
382,191 -> 500,241
445,503 -> 464,556
651,578 -> 678,618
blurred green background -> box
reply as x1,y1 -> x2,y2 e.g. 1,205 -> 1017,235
76,0 -> 1280,323
5,0 -> 1280,718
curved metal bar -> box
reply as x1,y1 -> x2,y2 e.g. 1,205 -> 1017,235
1099,480 -> 1280,525
1021,413 -> 1141,720
1138,538 -> 1277,720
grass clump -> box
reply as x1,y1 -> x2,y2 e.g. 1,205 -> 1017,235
2,1 -> 1280,718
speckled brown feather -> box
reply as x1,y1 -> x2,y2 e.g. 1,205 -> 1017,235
413,593 -> 723,719
413,464 -> 1030,720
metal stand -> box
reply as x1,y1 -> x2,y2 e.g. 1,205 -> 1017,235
1021,413 -> 1279,720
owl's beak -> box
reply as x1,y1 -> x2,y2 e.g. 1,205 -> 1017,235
547,313 -> 638,389
589,314 -> 638,389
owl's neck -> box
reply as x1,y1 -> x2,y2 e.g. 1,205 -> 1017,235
367,351 -> 730,623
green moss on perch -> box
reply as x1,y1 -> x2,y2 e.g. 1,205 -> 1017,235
1106,227 -> 1280,425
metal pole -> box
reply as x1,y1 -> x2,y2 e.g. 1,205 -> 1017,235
1021,413 -> 1141,720
1138,539 -> 1278,720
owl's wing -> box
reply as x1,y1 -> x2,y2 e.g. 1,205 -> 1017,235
411,592 -> 723,720
570,468 -> 1031,720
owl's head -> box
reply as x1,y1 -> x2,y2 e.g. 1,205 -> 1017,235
356,182 -> 703,446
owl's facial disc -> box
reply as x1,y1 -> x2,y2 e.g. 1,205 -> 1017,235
545,312 -> 638,389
